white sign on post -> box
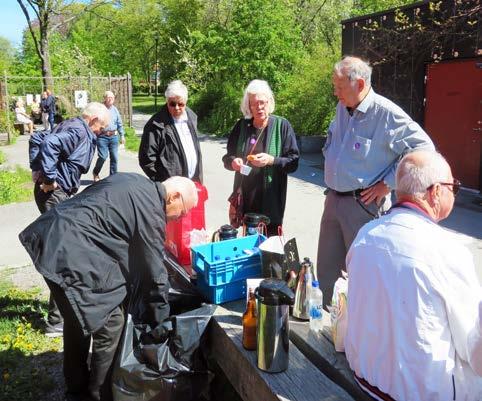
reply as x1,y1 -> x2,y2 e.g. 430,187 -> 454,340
74,90 -> 88,108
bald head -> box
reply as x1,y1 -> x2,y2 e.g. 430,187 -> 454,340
396,151 -> 451,197
396,151 -> 455,221
162,177 -> 198,221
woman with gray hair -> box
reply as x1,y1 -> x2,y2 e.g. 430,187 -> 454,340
222,79 -> 299,235
139,80 -> 203,183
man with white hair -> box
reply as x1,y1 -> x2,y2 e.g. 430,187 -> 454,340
317,56 -> 435,306
92,91 -> 126,182
139,80 -> 203,183
345,150 -> 482,401
28,101 -> 110,336
19,173 -> 198,401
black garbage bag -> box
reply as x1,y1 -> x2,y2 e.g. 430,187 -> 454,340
112,304 -> 217,401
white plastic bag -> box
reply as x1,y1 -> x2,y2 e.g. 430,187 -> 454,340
329,273 -> 348,352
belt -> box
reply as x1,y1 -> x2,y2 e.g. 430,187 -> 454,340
102,130 -> 117,136
330,188 -> 364,197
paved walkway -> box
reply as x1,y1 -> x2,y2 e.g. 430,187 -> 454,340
1,119 -> 481,285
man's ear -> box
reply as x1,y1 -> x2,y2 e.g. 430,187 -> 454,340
357,78 -> 365,93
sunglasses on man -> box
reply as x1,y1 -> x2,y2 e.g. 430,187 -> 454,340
427,178 -> 461,196
168,101 -> 186,108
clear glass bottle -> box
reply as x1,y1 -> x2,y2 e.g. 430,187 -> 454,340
242,289 -> 257,350
309,280 -> 324,332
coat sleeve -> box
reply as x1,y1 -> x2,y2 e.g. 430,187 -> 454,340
134,223 -> 170,328
272,118 -> 299,174
138,119 -> 167,181
222,119 -> 243,171
40,130 -> 80,184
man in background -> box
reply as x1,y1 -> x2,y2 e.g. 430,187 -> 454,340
92,91 -> 126,182
139,80 -> 203,183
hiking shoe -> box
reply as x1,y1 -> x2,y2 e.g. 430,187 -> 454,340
93,174 -> 100,182
45,322 -> 63,337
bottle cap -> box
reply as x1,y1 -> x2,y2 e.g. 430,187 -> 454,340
312,280 -> 319,288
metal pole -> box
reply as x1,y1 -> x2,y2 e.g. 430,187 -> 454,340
108,72 -> 112,91
3,71 -> 11,143
154,34 -> 158,108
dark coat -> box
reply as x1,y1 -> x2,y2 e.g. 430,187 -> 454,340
31,117 -> 97,195
138,104 -> 203,183
222,115 -> 299,226
19,173 -> 170,335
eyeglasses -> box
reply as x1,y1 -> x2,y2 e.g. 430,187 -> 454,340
427,178 -> 461,196
168,101 -> 186,108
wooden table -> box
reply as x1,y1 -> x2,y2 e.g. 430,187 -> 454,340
208,301 -> 372,401
164,254 -> 373,401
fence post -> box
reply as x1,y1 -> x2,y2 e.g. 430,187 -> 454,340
108,73 -> 112,91
89,72 -> 93,100
3,71 -> 11,143
126,73 -> 133,127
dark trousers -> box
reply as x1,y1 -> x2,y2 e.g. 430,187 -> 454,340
48,111 -> 55,130
47,280 -> 125,401
34,181 -> 69,325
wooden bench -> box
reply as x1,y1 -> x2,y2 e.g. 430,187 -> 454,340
289,314 -> 374,401
14,122 -> 27,135
209,301 -> 355,401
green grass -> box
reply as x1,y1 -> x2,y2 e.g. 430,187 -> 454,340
0,150 -> 6,165
0,270 -> 62,401
125,127 -> 140,153
0,166 -> 34,205
132,94 -> 161,115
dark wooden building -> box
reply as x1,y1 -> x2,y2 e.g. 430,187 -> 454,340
342,0 -> 481,191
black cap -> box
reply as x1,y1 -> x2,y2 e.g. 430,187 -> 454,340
255,278 -> 295,306
243,213 -> 270,226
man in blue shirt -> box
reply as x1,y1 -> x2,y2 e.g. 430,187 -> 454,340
92,91 -> 126,182
317,56 -> 435,306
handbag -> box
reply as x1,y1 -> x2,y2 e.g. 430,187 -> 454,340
228,185 -> 243,228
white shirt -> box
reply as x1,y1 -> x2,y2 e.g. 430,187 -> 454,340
345,207 -> 482,401
174,114 -> 197,179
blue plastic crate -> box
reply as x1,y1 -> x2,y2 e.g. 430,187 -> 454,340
191,234 -> 266,286
195,272 -> 259,304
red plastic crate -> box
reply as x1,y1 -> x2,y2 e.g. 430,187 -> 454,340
165,182 -> 208,268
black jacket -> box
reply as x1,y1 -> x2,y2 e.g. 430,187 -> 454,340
19,173 -> 170,335
139,104 -> 203,183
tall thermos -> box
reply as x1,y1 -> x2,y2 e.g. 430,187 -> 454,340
255,278 -> 295,372
292,257 -> 314,320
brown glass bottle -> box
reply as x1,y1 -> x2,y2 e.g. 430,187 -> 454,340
242,289 -> 257,350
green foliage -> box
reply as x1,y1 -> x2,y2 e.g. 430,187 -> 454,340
0,151 -> 5,165
124,127 -> 140,152
0,166 -> 33,205
0,271 -> 62,401
277,45 -> 338,136
0,36 -> 15,73
132,94 -> 160,115
351,0 -> 417,16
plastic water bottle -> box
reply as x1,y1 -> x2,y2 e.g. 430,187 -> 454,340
309,280 -> 324,332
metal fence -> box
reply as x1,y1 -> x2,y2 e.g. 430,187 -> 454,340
0,73 -> 132,140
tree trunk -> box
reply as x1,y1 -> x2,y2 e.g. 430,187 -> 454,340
40,35 -> 53,89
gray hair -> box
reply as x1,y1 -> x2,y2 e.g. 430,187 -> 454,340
396,151 -> 451,198
82,102 -> 111,126
165,80 -> 188,102
104,90 -> 115,99
334,56 -> 372,86
240,79 -> 275,118
162,176 -> 198,208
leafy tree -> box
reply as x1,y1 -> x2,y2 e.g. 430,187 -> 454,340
16,0 -> 110,87
0,37 -> 16,74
